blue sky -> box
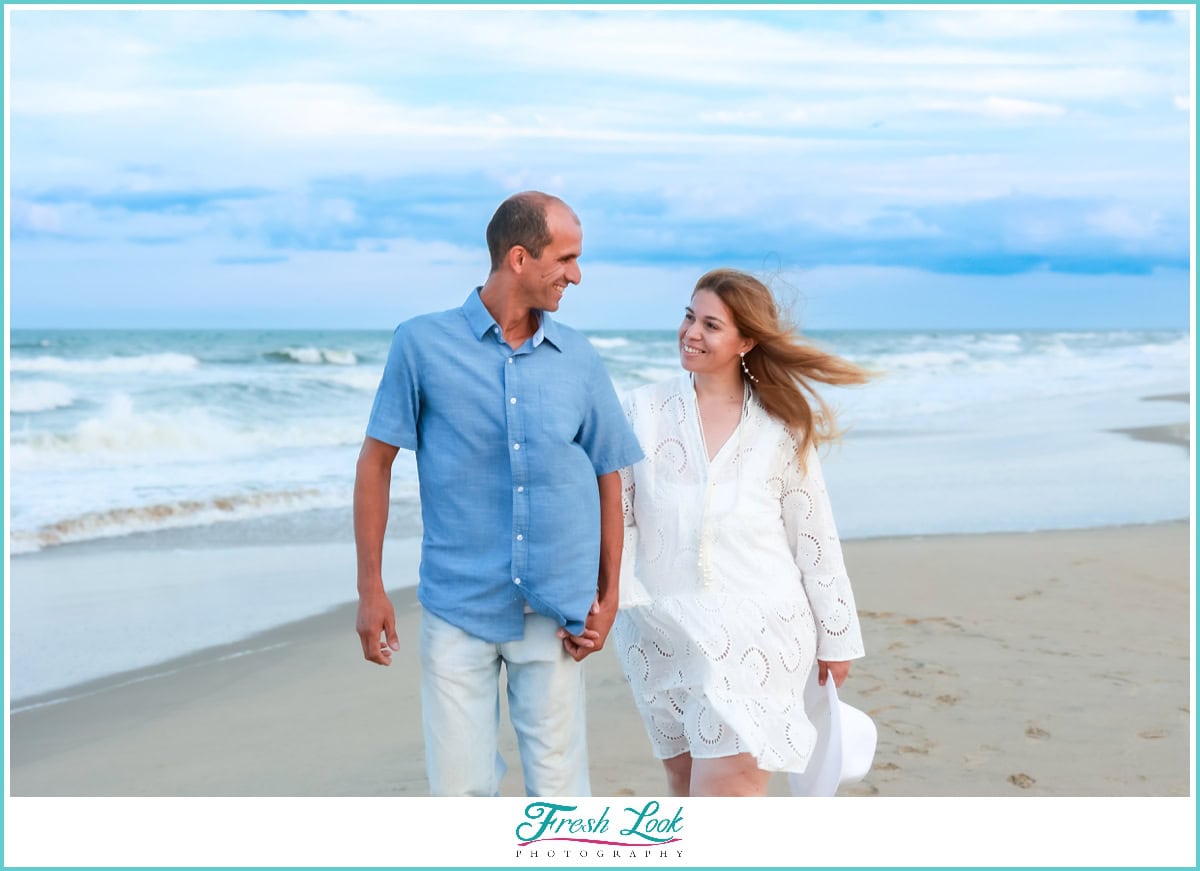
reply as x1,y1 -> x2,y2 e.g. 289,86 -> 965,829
7,6 -> 1193,329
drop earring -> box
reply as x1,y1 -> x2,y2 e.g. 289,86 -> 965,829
740,352 -> 759,383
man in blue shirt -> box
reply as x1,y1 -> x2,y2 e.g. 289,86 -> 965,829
354,191 -> 644,796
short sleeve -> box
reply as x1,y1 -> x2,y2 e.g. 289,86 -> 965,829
576,352 -> 645,476
782,442 -> 865,661
365,324 -> 420,451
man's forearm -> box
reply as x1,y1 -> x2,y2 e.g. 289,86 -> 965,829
595,470 -> 623,607
354,441 -> 395,596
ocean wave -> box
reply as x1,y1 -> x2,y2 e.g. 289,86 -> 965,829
588,337 -> 630,350
9,489 -> 349,553
311,368 -> 384,392
10,381 -> 76,413
868,350 -> 973,371
968,333 -> 1024,352
10,353 -> 200,375
9,394 -> 364,468
265,347 -> 358,366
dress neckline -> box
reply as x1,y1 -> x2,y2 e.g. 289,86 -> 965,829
688,373 -> 753,466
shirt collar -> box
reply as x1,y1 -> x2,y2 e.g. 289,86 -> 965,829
462,287 -> 563,352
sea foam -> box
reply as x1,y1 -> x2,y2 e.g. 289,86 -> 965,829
10,381 -> 76,413
10,394 -> 364,469
9,488 -> 349,554
11,353 -> 201,375
265,347 -> 358,365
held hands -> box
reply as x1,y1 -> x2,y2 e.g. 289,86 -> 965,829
558,598 -> 616,662
818,659 -> 851,688
356,591 -> 400,666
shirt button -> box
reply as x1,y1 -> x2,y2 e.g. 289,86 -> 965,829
516,534 -> 524,541
513,577 -> 521,585
508,357 -> 514,364
510,397 -> 517,404
513,443 -> 521,451
517,486 -> 525,493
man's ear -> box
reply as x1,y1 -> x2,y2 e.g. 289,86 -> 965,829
507,246 -> 527,273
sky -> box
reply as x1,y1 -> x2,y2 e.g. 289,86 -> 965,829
6,5 -> 1194,330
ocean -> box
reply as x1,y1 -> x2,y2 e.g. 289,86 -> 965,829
7,326 -> 1191,700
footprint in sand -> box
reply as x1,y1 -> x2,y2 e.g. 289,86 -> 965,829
1138,729 -> 1168,740
613,787 -> 636,796
1025,726 -> 1050,740
1014,590 -> 1043,601
1008,773 -> 1036,789
936,694 -> 960,706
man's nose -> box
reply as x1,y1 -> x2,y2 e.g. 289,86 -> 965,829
567,263 -> 581,285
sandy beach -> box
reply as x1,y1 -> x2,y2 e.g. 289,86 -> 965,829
9,519 -> 1191,799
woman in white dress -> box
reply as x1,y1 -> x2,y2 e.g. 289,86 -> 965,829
613,268 -> 870,797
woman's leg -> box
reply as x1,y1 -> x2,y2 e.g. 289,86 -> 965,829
661,752 -> 692,797
689,753 -> 771,797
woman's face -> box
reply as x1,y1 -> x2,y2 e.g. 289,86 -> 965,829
678,288 -> 753,377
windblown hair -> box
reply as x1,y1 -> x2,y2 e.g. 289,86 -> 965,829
695,268 -> 872,462
485,191 -> 575,272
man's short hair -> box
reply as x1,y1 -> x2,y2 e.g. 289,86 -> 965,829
486,192 -> 569,272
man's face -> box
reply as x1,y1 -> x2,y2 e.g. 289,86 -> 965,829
521,204 -> 582,312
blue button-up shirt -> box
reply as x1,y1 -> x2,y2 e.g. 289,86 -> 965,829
366,289 -> 644,642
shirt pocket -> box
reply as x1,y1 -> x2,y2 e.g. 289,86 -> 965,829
537,380 -> 587,443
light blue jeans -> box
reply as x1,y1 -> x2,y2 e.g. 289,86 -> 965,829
419,608 -> 591,797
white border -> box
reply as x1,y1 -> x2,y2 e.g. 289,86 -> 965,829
3,4 -> 1196,869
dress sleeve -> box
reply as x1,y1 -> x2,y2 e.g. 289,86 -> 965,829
781,440 -> 865,661
618,394 -> 652,608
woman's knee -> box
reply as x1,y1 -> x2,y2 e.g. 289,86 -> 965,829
689,753 -> 770,797
661,753 -> 692,796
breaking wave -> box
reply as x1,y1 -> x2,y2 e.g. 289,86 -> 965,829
264,347 -> 358,366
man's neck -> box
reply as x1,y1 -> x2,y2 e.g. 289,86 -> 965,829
479,279 -> 539,349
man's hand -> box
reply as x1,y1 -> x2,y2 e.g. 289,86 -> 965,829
557,598 -> 617,662
357,591 -> 400,665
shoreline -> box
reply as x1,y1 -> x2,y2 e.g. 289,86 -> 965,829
9,519 -> 1191,798
8,386 -> 1190,559
7,518 -> 1190,710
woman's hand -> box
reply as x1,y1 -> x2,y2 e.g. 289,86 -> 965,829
818,659 -> 851,688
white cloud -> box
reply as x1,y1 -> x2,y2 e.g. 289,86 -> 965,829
12,201 -> 64,233
12,84 -> 164,115
926,9 -> 1131,40
982,96 -> 1067,119
1085,206 -> 1160,241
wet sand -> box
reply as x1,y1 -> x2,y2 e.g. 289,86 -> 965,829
10,521 -> 1191,799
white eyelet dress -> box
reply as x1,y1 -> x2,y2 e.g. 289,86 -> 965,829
612,375 -> 865,773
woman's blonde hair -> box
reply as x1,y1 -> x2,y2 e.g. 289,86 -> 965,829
694,268 -> 871,461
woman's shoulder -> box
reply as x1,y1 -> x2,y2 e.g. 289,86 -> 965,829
621,375 -> 690,434
624,374 -> 689,409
